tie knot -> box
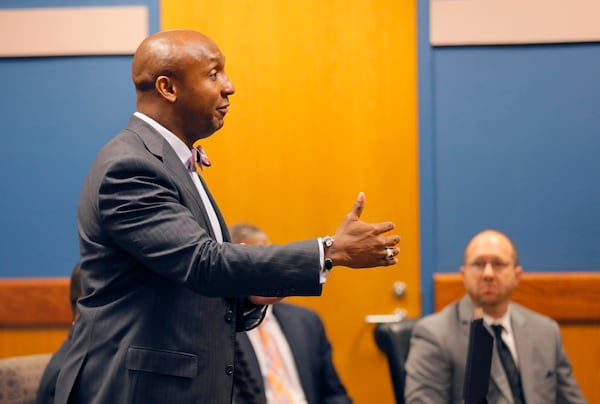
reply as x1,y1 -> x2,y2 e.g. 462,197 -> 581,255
491,324 -> 504,338
188,146 -> 211,172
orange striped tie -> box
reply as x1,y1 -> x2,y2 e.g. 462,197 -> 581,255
257,324 -> 295,403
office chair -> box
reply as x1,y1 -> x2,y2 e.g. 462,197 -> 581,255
374,319 -> 418,404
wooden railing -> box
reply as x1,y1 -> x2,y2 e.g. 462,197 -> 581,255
0,277 -> 71,358
433,272 -> 600,403
2,274 -> 599,402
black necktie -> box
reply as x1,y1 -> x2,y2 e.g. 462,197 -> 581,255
491,325 -> 525,404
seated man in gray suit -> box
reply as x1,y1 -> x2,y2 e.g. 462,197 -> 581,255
230,223 -> 352,404
404,229 -> 585,404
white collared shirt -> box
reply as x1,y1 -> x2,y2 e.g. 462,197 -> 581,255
484,309 -> 520,366
133,112 -> 223,243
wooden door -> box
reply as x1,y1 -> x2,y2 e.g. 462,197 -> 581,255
162,1 -> 419,402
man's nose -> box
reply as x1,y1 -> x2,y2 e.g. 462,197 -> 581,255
222,75 -> 235,95
482,262 -> 495,276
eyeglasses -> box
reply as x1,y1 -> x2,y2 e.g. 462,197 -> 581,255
466,260 -> 513,271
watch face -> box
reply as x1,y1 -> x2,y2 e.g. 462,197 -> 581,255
324,236 -> 334,247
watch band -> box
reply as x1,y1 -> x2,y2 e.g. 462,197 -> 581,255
323,235 -> 334,270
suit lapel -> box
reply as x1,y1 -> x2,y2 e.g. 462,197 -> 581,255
128,116 -> 220,240
195,173 -> 230,242
510,304 -> 534,403
484,305 -> 518,403
170,167 -> 215,237
457,296 -> 474,337
489,348 -> 513,402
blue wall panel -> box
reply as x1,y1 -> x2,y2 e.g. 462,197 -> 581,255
434,44 -> 600,272
419,0 -> 600,314
0,1 -> 158,277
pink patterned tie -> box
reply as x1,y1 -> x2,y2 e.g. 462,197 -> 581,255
188,146 -> 211,172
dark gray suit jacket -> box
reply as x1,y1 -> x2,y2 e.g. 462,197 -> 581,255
55,116 -> 323,403
405,296 -> 586,404
235,302 -> 351,404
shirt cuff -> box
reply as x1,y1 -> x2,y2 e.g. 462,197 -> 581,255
317,237 -> 331,284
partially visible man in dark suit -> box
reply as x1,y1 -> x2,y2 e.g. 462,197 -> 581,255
230,223 -> 352,404
35,263 -> 81,404
54,30 -> 400,404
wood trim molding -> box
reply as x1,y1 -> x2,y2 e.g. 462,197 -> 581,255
0,278 -> 71,326
3,273 -> 599,325
434,272 -> 600,322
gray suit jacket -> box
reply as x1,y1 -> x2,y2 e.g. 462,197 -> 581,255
55,116 -> 323,404
405,296 -> 586,404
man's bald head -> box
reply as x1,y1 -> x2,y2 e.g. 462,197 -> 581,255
464,229 -> 519,265
461,229 -> 522,318
132,30 -> 217,93
229,223 -> 271,245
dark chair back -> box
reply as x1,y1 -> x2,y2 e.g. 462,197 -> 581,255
374,319 -> 418,404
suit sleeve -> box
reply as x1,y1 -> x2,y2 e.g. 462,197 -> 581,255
88,154 -> 322,298
553,322 -> 587,404
404,321 -> 452,404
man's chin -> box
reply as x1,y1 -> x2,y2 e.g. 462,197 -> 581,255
476,295 -> 500,307
197,124 -> 222,140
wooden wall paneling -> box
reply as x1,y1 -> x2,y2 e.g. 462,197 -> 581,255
0,278 -> 71,358
433,272 -> 600,321
161,1 -> 419,403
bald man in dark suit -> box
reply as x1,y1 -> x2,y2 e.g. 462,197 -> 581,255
54,30 -> 400,404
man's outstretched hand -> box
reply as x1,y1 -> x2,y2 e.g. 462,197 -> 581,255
326,192 -> 400,268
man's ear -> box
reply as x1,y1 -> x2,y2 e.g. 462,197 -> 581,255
155,75 -> 177,102
515,265 -> 523,281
